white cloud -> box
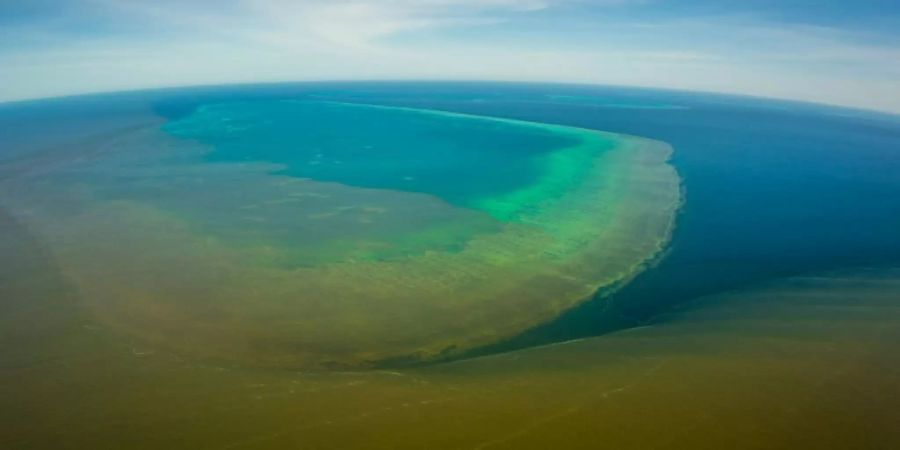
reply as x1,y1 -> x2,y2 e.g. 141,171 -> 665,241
90,0 -> 553,48
1,0 -> 898,113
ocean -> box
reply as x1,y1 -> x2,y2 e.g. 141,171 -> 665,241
1,81 -> 899,449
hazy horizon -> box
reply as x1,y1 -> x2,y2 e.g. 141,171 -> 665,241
2,1 -> 899,113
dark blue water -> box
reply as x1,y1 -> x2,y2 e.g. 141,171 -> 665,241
4,81 -> 900,354
369,82 -> 900,352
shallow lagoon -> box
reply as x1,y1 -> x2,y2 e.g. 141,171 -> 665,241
0,95 -> 679,368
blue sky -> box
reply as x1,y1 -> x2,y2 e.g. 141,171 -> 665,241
1,0 -> 898,112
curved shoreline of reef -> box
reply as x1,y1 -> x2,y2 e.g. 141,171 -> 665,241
2,100 -> 683,369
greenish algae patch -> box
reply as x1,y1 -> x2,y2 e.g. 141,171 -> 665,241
0,101 -> 681,369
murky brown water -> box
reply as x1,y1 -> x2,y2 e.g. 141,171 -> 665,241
3,209 -> 898,449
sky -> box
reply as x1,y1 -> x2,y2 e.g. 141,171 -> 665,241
1,0 -> 899,113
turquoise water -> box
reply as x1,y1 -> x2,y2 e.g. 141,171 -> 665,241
164,100 -> 587,215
